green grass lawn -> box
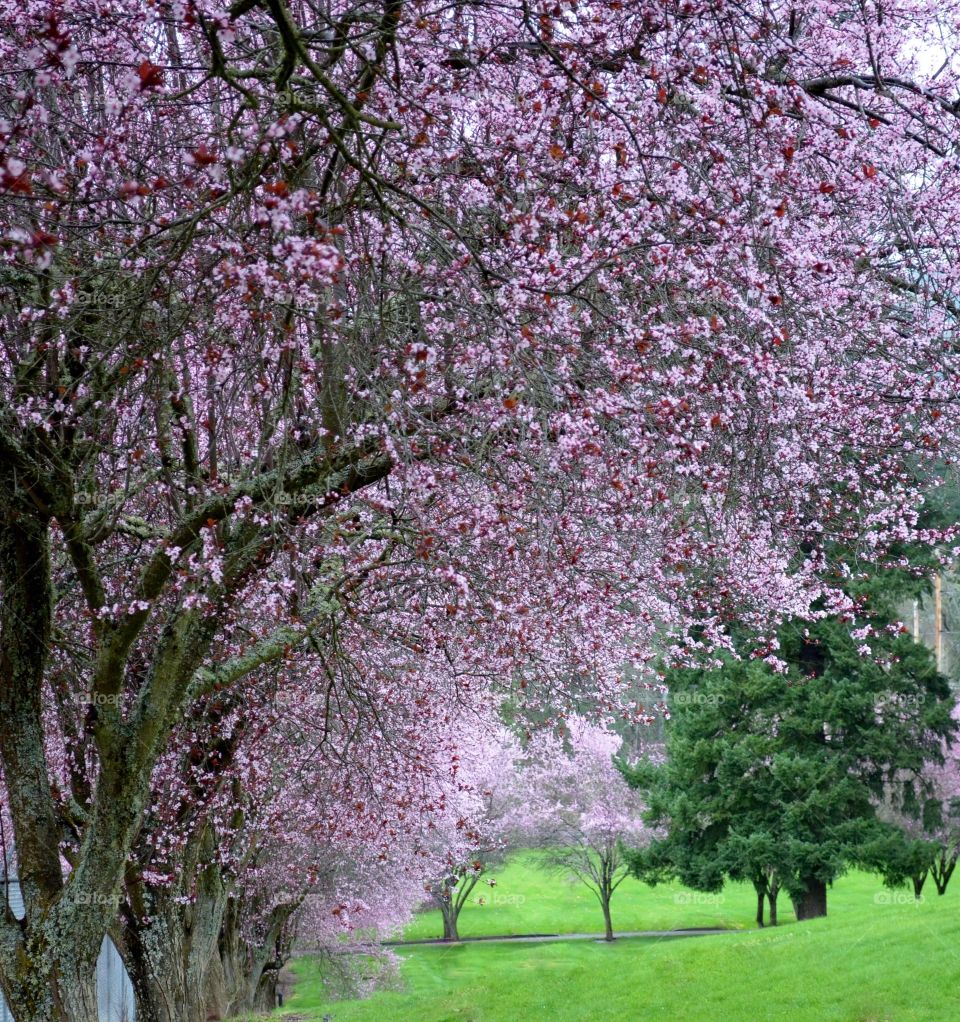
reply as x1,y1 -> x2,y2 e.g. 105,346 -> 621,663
401,850 -> 757,940
267,856 -> 960,1022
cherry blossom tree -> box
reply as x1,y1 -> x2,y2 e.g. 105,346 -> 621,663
922,752 -> 960,895
525,717 -> 651,941
3,2 -> 960,1018
421,715 -> 524,942
877,707 -> 960,897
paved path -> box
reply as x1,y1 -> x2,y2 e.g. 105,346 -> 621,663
386,927 -> 737,946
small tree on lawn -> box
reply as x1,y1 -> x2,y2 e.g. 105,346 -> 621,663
425,719 -> 524,942
525,717 -> 651,941
623,753 -> 786,928
427,863 -> 490,943
871,705 -> 960,897
921,745 -> 960,895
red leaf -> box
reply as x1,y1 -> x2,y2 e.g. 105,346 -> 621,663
138,60 -> 164,90
5,172 -> 32,195
191,145 -> 217,167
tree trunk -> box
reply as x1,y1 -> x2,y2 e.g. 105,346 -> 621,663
441,902 -> 460,942
251,969 -> 279,1015
600,894 -> 614,941
115,924 -> 168,1022
931,850 -> 957,896
57,963 -> 100,1022
791,877 -> 827,920
116,910 -> 191,1022
912,872 -> 927,899
0,929 -> 59,1022
57,972 -> 100,1021
753,881 -> 765,928
202,952 -> 229,1022
767,880 -> 779,927
208,890 -> 299,1020
115,847 -> 229,1022
216,896 -> 245,1014
0,517 -> 72,1022
0,917 -> 105,1022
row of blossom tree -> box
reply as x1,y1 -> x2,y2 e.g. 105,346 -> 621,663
4,2 -> 960,1018
0,691 -> 649,1013
4,620 -> 958,1016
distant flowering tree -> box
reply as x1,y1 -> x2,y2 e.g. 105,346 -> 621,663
423,716 -> 526,941
875,707 -> 960,897
525,718 -> 651,941
922,753 -> 960,895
